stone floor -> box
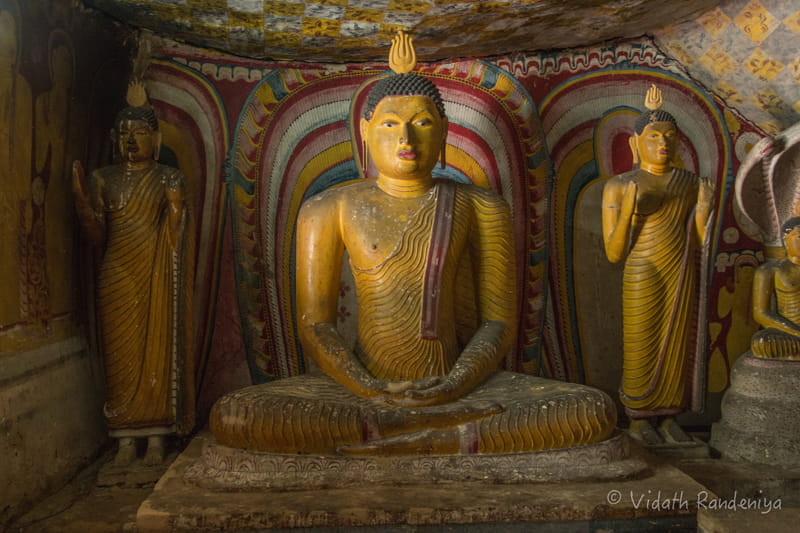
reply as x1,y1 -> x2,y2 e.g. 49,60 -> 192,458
5,435 -> 800,533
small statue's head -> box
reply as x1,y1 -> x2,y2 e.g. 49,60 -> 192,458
113,81 -> 161,164
629,85 -> 679,170
781,216 -> 800,263
359,32 -> 448,180
630,111 -> 678,169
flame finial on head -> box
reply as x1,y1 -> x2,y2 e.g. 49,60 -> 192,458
126,79 -> 149,108
644,84 -> 663,111
389,30 -> 416,74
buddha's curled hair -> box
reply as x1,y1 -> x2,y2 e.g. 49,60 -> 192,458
634,109 -> 676,134
115,105 -> 159,131
363,72 -> 446,120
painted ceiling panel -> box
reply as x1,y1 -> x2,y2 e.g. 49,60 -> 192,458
83,0 -> 722,63
656,0 -> 800,135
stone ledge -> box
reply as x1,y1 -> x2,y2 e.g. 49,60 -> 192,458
137,432 -> 706,532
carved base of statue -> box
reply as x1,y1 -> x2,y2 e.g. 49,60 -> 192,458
135,431 -> 706,533
185,430 -> 643,491
710,352 -> 800,465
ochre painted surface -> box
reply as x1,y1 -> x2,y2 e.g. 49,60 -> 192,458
0,0 -> 134,355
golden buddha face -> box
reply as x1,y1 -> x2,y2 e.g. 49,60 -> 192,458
361,95 -> 447,180
635,121 -> 678,168
117,118 -> 159,165
785,226 -> 800,265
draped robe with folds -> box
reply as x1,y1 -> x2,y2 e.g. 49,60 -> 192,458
211,180 -> 617,454
92,163 -> 195,437
614,168 -> 709,418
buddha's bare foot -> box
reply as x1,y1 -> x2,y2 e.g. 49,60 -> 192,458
658,417 -> 692,443
113,437 -> 136,467
627,419 -> 663,446
377,400 -> 502,436
143,435 -> 165,466
338,427 -> 460,456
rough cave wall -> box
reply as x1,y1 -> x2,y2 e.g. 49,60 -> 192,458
0,0 -> 133,522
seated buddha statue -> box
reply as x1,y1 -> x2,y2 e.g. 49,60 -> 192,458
601,85 -> 715,446
750,217 -> 800,360
210,32 -> 617,456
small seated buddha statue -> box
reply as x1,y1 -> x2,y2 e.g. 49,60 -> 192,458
210,32 -> 617,456
601,85 -> 715,446
750,217 -> 800,360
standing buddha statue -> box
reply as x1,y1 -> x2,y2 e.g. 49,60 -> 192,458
602,85 -> 715,445
73,81 -> 196,466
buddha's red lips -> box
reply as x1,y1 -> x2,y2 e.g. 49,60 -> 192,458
397,150 -> 416,159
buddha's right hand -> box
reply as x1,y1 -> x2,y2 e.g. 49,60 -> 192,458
383,376 -> 441,395
622,180 -> 637,219
72,160 -> 88,200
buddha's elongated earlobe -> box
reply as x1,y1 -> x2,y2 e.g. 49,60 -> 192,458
629,136 -> 639,165
440,142 -> 446,169
362,137 -> 369,174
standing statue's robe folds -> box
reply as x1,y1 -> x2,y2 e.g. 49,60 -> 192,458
211,180 -> 617,455
93,163 -> 195,436
614,168 -> 709,418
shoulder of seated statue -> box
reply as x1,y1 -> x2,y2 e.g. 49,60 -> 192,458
304,180 -> 374,204
755,260 -> 782,277
298,183 -> 351,216
454,181 -> 506,203
610,170 -> 639,182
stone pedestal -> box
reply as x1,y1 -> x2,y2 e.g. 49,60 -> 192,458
710,352 -> 800,465
136,432 -> 709,532
186,431 -> 644,490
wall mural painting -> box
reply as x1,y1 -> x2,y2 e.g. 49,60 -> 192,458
226,61 -> 550,384
0,2 -> 32,335
0,0 -> 133,353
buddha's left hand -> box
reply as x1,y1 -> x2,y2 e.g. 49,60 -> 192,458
698,176 -> 715,210
387,377 -> 464,407
383,376 -> 441,395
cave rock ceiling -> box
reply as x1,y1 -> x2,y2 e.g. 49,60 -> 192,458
83,0 -> 722,63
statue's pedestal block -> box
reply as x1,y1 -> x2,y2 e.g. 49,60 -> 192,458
186,431 -> 643,490
710,352 -> 800,465
137,432 -> 707,532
